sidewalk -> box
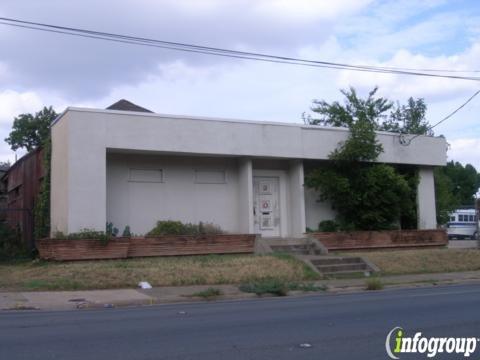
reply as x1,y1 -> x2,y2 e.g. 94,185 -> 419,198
2,271 -> 480,311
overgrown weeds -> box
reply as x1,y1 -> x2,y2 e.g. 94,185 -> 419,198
191,287 -> 223,299
365,277 -> 384,291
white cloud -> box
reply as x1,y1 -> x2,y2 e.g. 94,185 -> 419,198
253,0 -> 373,22
0,0 -> 479,171
0,90 -> 43,124
448,138 -> 480,170
97,54 -> 339,123
0,89 -> 71,163
337,1 -> 461,58
0,90 -> 43,163
336,43 -> 480,101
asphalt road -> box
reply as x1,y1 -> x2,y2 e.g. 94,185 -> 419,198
1,284 -> 480,360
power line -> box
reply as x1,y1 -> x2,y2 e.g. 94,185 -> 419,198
400,89 -> 480,146
0,21 -> 403,75
1,17 -> 480,82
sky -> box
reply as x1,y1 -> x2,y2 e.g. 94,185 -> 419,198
0,0 -> 479,168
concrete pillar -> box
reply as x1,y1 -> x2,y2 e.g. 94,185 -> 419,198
417,167 -> 437,229
289,160 -> 306,237
238,158 -> 254,233
51,111 -> 107,234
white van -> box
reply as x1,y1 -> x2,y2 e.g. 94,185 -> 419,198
447,208 -> 478,240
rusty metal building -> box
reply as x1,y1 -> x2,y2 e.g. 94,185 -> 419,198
1,148 -> 45,248
0,163 -> 9,223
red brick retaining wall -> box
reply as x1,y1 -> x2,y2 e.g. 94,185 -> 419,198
37,234 -> 256,261
37,238 -> 131,261
127,234 -> 256,257
308,229 -> 447,251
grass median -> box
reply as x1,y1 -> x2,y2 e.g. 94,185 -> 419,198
0,253 -> 319,291
341,248 -> 480,275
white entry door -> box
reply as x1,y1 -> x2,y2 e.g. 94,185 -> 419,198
253,176 -> 281,237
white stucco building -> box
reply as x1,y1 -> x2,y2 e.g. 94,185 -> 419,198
50,101 -> 446,238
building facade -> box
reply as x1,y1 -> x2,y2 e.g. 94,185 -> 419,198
50,106 -> 446,238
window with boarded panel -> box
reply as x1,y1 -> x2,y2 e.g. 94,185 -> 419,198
194,170 -> 226,184
129,169 -> 163,183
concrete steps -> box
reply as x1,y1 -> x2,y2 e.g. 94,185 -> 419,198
256,237 -> 376,277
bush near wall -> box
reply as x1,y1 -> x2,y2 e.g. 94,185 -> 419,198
147,221 -> 223,236
0,223 -> 29,260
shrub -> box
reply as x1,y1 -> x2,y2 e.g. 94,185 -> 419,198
239,279 -> 327,296
51,222 -> 127,244
148,221 -> 187,236
365,277 -> 384,291
318,220 -> 339,232
147,220 -> 224,236
191,287 -> 223,299
122,225 -> 131,237
289,283 -> 327,292
0,223 -> 29,260
106,222 -> 119,237
52,229 -> 111,245
198,222 -> 223,235
239,278 -> 289,296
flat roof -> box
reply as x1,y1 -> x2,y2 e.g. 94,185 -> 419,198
53,106 -> 440,141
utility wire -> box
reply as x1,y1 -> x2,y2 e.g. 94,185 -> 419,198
3,17 -> 476,74
400,89 -> 480,146
0,21 -> 412,74
1,20 -> 451,77
2,17 -> 478,143
1,17 -> 480,82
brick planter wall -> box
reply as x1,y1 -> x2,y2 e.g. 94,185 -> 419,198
308,229 -> 447,251
37,234 -> 257,261
127,234 -> 256,257
37,238 -> 131,261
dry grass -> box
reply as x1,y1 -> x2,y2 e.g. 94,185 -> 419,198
342,248 -> 480,275
0,254 -> 318,291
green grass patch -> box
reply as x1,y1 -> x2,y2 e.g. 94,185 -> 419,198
271,252 -> 321,281
289,283 -> 327,292
341,249 -> 480,276
239,278 -> 289,296
0,254 -> 315,291
191,287 -> 223,299
365,277 -> 384,291
239,278 -> 326,296
23,278 -> 82,291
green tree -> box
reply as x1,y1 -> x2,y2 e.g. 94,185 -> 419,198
306,87 -> 479,227
5,107 -> 57,152
305,88 -> 412,230
434,168 -> 459,225
5,107 -> 56,238
440,161 -> 480,206
379,98 -> 432,135
306,87 -> 393,129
